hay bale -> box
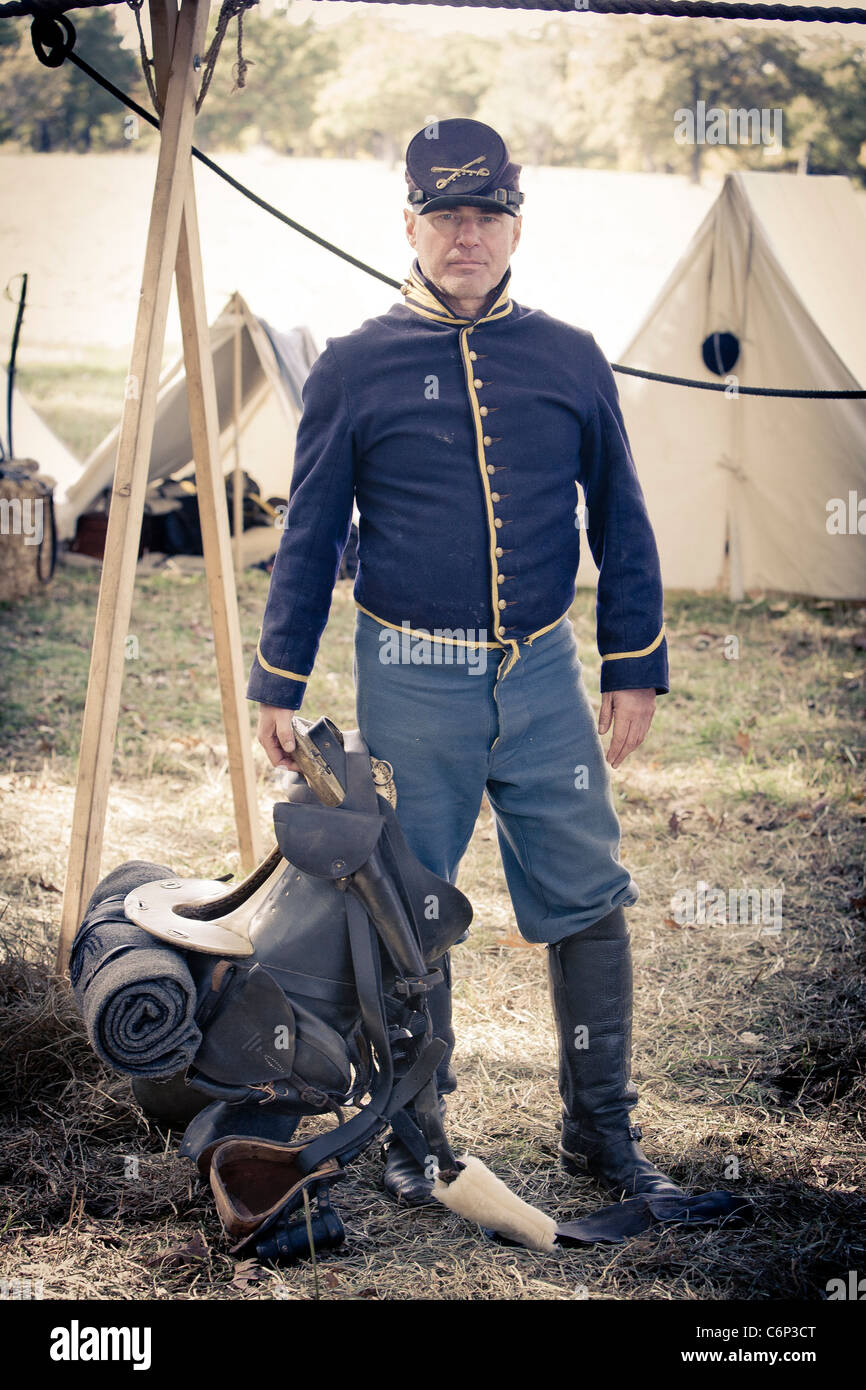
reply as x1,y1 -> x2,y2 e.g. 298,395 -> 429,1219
0,460 -> 55,601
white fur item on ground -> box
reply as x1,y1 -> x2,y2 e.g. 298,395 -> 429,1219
432,1154 -> 559,1253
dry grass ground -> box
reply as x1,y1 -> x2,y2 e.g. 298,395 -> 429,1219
1,562 -> 864,1302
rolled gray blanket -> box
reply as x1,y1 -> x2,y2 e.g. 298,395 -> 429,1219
69,861 -> 202,1079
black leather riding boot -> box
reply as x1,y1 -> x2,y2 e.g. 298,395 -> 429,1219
547,907 -> 682,1198
383,956 -> 455,1205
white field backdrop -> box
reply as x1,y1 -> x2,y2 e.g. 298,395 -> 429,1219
0,152 -> 720,365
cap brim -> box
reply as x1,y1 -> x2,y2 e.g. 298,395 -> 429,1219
416,194 -> 519,217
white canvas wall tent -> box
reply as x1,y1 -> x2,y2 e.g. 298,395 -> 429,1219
57,292 -> 318,541
602,171 -> 866,600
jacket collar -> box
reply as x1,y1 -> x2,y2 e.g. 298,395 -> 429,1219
400,259 -> 513,327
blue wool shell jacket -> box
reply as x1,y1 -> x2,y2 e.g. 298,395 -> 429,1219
247,262 -> 669,710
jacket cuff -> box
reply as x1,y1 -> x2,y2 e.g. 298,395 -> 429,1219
246,653 -> 309,711
600,641 -> 669,696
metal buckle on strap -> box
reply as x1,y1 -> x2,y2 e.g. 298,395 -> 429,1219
393,969 -> 443,999
628,1124 -> 643,1142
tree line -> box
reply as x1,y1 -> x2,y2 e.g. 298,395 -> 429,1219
1,5 -> 864,183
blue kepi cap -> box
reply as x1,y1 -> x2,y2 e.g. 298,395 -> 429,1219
405,118 -> 524,216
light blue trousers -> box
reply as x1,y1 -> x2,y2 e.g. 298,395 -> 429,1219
353,610 -> 637,945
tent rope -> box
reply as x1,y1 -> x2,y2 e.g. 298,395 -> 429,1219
231,6 -> 252,92
26,14 -> 866,400
196,0 -> 258,111
4,0 -> 866,20
614,364 -> 864,397
314,0 -> 866,18
123,0 -> 258,114
126,0 -> 160,115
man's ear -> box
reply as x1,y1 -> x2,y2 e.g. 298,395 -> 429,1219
404,207 -> 417,248
510,214 -> 523,254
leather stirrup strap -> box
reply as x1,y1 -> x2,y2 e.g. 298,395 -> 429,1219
340,884 -> 457,1174
295,895 -> 448,1175
294,893 -> 394,1175
389,1105 -> 432,1168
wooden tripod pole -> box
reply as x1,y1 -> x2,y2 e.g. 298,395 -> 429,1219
174,193 -> 263,875
154,0 -> 263,883
57,0 -> 262,972
232,302 -> 244,576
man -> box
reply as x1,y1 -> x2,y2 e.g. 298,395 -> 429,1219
249,118 -> 681,1204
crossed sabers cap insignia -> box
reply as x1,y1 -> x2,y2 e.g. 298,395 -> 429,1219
430,154 -> 491,190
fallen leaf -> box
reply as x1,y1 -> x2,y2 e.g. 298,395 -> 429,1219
739,1032 -> 765,1046
230,1259 -> 270,1290
148,1231 -> 209,1270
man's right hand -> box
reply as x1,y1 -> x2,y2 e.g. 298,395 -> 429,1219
257,705 -> 300,772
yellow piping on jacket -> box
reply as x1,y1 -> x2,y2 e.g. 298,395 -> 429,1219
601,624 -> 666,663
255,639 -> 309,683
356,604 -> 569,658
457,323 -> 522,677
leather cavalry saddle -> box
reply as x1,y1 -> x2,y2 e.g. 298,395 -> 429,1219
112,716 -> 473,1261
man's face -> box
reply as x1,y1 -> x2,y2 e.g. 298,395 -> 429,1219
404,204 -> 522,305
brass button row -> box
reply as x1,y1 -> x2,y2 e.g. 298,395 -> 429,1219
464,329 -> 511,641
